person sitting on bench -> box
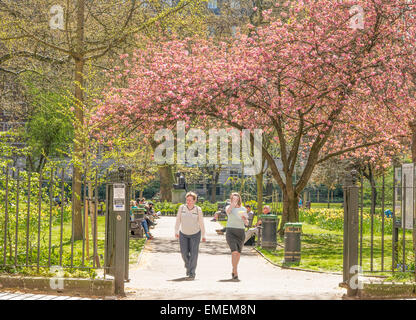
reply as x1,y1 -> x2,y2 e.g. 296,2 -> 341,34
244,205 -> 271,244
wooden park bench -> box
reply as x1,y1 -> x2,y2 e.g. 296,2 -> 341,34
130,206 -> 146,238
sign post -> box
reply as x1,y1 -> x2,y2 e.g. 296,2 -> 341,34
104,166 -> 131,296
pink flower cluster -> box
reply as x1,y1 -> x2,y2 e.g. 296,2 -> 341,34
95,0 -> 416,173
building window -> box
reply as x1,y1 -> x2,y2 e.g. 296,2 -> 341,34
230,170 -> 239,177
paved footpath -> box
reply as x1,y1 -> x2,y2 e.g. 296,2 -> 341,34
0,291 -> 95,300
124,216 -> 347,300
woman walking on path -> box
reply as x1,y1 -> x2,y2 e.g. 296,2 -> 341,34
175,192 -> 206,280
225,192 -> 249,281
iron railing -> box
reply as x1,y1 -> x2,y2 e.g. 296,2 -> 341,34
0,162 -> 107,278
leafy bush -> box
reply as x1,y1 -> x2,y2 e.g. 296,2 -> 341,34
154,201 -> 218,215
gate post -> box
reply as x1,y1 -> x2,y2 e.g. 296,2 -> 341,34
343,170 -> 359,297
105,166 -> 131,296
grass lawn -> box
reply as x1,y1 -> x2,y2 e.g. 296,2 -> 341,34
310,202 -> 343,209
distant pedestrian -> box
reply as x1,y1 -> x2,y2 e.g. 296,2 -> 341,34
384,209 -> 393,218
175,192 -> 206,280
225,192 -> 249,281
245,204 -> 255,227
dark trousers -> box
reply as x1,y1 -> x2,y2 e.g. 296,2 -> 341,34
179,231 -> 201,277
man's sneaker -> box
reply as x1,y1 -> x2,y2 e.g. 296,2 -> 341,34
186,275 -> 195,280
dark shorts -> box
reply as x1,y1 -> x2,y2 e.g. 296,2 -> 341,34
226,227 -> 245,253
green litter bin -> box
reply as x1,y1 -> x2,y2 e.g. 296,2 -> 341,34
284,222 -> 302,263
261,214 -> 279,250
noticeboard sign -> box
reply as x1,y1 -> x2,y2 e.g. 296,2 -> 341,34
113,183 -> 125,212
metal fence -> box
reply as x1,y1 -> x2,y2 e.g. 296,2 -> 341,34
345,168 -> 416,278
0,162 -> 107,278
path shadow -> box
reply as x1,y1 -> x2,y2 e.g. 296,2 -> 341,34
218,279 -> 240,282
168,277 -> 195,282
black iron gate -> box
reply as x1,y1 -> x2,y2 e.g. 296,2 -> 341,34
343,165 -> 416,296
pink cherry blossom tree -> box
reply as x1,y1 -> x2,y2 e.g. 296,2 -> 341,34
96,0 -> 416,231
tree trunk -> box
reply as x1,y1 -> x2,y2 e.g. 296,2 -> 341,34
71,0 -> 86,241
71,56 -> 85,241
210,169 -> 220,203
368,167 -> 377,224
239,166 -> 245,196
255,171 -> 263,216
159,165 -> 173,201
371,182 -> 377,221
36,154 -> 46,173
279,189 -> 299,236
327,188 -> 330,209
265,180 -> 273,198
